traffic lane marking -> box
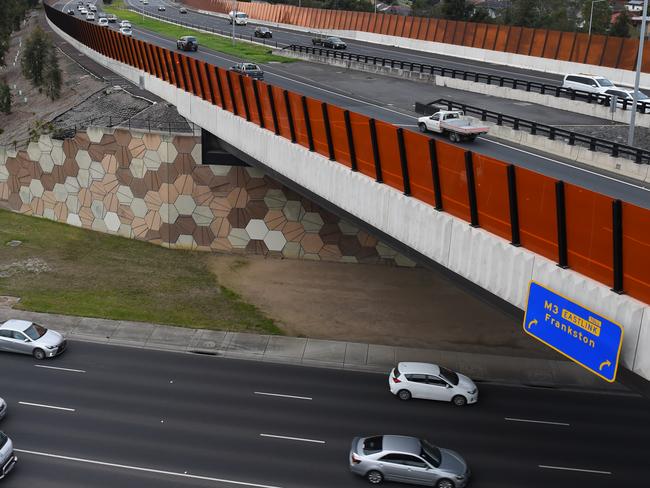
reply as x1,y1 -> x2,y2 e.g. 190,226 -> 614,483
254,391 -> 312,401
14,449 -> 283,488
19,401 -> 76,412
539,465 -> 611,475
260,434 -> 325,444
35,365 -> 86,373
505,417 -> 570,426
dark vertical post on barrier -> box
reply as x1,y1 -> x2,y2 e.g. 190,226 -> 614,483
612,199 -> 624,294
369,119 -> 383,183
226,72 -> 238,116
465,151 -> 479,227
301,96 -> 315,151
555,181 -> 568,268
507,164 -> 521,246
284,90 -> 297,143
429,139 -> 443,211
238,75 -> 251,122
267,85 -> 280,136
344,110 -> 358,171
252,80 -> 264,129
322,103 -> 335,160
396,128 -> 411,196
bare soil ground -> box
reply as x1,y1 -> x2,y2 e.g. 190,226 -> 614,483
209,255 -> 556,359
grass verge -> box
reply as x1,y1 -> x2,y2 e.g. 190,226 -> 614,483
0,209 -> 282,334
104,1 -> 293,64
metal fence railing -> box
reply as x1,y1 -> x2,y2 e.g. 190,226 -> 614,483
287,45 -> 650,115
416,99 -> 650,164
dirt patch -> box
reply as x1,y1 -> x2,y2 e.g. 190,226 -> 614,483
208,255 -> 556,359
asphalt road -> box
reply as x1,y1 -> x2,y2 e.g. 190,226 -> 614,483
53,1 -> 650,209
0,341 -> 648,488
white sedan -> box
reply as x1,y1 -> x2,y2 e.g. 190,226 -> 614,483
389,362 -> 478,406
119,27 -> 133,37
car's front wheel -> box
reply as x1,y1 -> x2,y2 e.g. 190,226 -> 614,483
366,470 -> 383,484
452,395 -> 467,407
397,389 -> 411,401
437,478 -> 455,488
33,348 -> 46,360
418,123 -> 427,133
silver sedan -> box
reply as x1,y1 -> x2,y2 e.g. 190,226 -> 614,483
349,435 -> 470,487
0,320 -> 67,360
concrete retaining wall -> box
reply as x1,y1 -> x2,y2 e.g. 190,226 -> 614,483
49,17 -> 650,382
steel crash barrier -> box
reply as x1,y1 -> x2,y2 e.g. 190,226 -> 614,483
287,45 -> 650,114
415,100 -> 650,164
41,3 -> 650,305
185,0 -> 650,73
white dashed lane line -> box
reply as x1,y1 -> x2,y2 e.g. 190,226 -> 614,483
260,434 -> 325,444
18,402 -> 76,412
539,465 -> 612,475
504,417 -> 570,427
254,391 -> 313,401
35,365 -> 86,373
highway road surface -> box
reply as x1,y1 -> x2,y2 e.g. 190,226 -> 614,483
1,341 -> 648,487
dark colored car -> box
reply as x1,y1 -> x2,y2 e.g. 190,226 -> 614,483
176,36 -> 198,52
230,62 -> 264,80
254,26 -> 272,39
312,36 -> 347,49
179,7 -> 188,14
107,14 -> 118,23
67,9 -> 74,15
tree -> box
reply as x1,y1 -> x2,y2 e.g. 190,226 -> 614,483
21,26 -> 50,87
411,0 -> 438,17
441,0 -> 472,21
610,10 -> 633,38
43,46 -> 62,100
581,0 -> 611,35
0,80 -> 11,114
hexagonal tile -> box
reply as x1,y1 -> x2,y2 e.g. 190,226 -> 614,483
173,174 -> 195,195
129,197 -> 148,218
175,234 -> 197,249
116,185 -> 134,205
144,210 -> 162,231
376,242 -> 398,259
190,143 -> 201,165
87,127 -> 104,143
130,158 -> 145,179
192,205 -> 213,226
105,211 -> 121,232
394,254 -> 416,267
51,145 -> 65,166
64,176 -> 80,194
91,218 -> 108,233
282,241 -> 302,259
77,150 -> 92,170
39,153 -> 55,173
143,133 -> 162,151
174,194 -> 196,215
160,204 -> 179,224
29,179 -> 44,198
209,164 -> 232,176
89,161 -> 106,181
157,141 -> 177,163
27,142 -> 41,162
227,188 -> 249,209
53,183 -> 68,202
91,199 -> 106,220
19,186 -> 32,205
245,219 -> 269,240
43,207 -> 56,221
339,220 -> 359,235
301,233 -> 324,254
263,189 -> 286,209
264,230 -> 287,252
101,154 -> 118,173
228,228 -> 250,249
66,195 -> 80,214
66,213 -> 82,227
144,149 -> 161,171
77,169 -> 90,188
301,212 -> 324,232
0,165 -> 9,182
38,135 -> 53,153
282,200 -> 304,222
245,166 -> 265,178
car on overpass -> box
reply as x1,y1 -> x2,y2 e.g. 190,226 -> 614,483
254,26 -> 272,39
179,6 -> 188,14
0,320 -> 67,360
107,14 -> 118,23
177,36 -> 199,52
561,74 -> 616,94
119,27 -> 133,37
230,62 -> 264,80
312,36 -> 347,49
67,9 -> 74,15
349,435 -> 470,487
86,12 -> 95,21
158,5 -> 166,11
98,17 -> 109,27
389,362 -> 478,406
119,20 -> 132,29
0,397 -> 5,421
417,110 -> 489,143
0,431 -> 17,481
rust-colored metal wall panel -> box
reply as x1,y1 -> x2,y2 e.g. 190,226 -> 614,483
242,77 -> 260,125
228,71 -> 247,118
529,29 -> 547,57
463,22 -> 476,47
374,120 -> 404,193
564,184 -> 613,287
188,59 -> 204,99
436,142 -> 471,222
601,37 -> 623,68
402,16 -> 414,38
453,21 -> 466,46
256,81 -> 276,132
434,20 -> 447,43
618,38 -> 638,70
288,92 -> 310,149
505,26 -> 521,53
570,33 -> 590,63
483,24 -> 498,50
515,167 -> 558,262
306,98 -> 330,159
585,35 -> 606,66
385,15 -> 397,36
443,20 -> 456,44
180,56 -> 196,95
423,18 -> 436,41
543,30 -> 561,59
207,66 -> 222,106
622,202 -> 650,304
393,16 -> 406,37
556,32 -> 576,61
163,49 -> 178,87
472,23 -> 487,48
493,26 -> 509,52
473,155 -> 511,241
412,17 -> 424,40
349,112 -> 376,179
642,42 -> 650,72
271,86 -> 292,140
403,131 -> 435,206
517,28 -> 534,55
361,12 -> 372,32
326,105 -> 352,168
171,53 -> 186,91
216,68 -> 232,112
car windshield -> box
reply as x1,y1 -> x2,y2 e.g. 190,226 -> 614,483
598,78 -> 614,87
635,91 -> 648,99
24,323 -> 48,340
187,37 -> 196,42
420,439 -> 442,468
439,366 -> 459,385
0,431 -> 7,449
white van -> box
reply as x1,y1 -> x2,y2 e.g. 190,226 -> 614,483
562,74 -> 617,94
228,11 -> 248,25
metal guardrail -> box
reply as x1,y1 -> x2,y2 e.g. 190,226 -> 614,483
415,99 -> 650,164
52,116 -> 196,139
286,44 -> 650,115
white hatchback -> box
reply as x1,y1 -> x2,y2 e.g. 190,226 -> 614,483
389,362 -> 478,406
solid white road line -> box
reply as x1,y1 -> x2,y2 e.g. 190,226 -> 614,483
539,465 -> 612,475
505,417 -> 570,426
14,449 -> 283,488
18,402 -> 76,412
35,365 -> 86,373
260,434 -> 325,444
254,391 -> 312,401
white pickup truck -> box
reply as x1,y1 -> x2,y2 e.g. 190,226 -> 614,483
417,110 -> 489,142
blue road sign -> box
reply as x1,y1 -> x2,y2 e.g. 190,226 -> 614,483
523,281 -> 624,382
